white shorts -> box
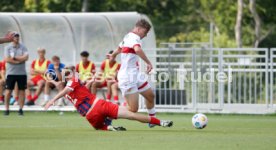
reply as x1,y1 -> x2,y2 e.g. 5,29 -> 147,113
118,70 -> 151,96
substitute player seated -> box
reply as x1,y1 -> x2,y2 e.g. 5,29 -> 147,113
41,56 -> 65,106
26,48 -> 50,106
91,50 -> 120,104
44,66 -> 173,131
75,51 -> 95,87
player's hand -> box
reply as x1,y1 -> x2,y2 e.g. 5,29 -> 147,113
44,100 -> 54,110
146,63 -> 153,74
4,31 -> 15,41
54,65 -> 59,70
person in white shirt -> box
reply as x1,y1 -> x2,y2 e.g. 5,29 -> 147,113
110,19 -> 157,128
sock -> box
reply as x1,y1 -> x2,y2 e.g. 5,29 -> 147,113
150,117 -> 160,125
44,95 -> 50,101
0,95 -> 4,101
106,94 -> 111,100
104,118 -> 112,126
114,95 -> 119,101
32,94 -> 39,102
148,107 -> 156,117
15,97 -> 19,101
27,95 -> 32,101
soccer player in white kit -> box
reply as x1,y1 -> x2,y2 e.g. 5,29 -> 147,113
110,19 -> 156,127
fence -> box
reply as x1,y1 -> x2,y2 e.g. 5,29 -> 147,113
139,46 -> 275,114
1,45 -> 275,114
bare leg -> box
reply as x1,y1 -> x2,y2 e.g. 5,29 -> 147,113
0,80 -> 5,97
54,81 -> 64,92
18,90 -> 25,109
117,106 -> 160,124
140,88 -> 155,110
35,80 -> 45,96
4,90 -> 12,110
44,81 -> 51,96
14,84 -> 19,98
111,82 -> 119,102
26,80 -> 34,99
106,81 -> 112,101
91,81 -> 103,94
124,92 -> 139,112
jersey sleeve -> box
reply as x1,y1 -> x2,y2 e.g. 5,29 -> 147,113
66,79 -> 79,91
31,60 -> 35,69
130,34 -> 142,48
0,62 -> 2,71
118,41 -> 123,48
2,61 -> 5,71
91,63 -> 96,73
132,38 -> 142,48
76,64 -> 79,72
46,60 -> 51,67
100,61 -> 106,71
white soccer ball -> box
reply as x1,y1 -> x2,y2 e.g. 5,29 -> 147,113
192,113 -> 208,129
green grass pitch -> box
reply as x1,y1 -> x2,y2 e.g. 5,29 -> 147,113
0,112 -> 276,150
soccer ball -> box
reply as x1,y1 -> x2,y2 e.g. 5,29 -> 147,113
192,113 -> 208,129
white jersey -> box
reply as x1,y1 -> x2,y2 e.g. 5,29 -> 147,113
118,32 -> 142,74
117,32 -> 151,96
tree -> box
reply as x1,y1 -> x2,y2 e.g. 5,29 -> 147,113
249,0 -> 261,48
82,0 -> 89,12
235,0 -> 243,48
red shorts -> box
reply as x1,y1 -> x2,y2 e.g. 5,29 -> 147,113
31,75 -> 45,86
85,99 -> 119,129
98,80 -> 118,88
98,80 -> 107,88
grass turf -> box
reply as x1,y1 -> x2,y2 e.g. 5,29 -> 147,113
0,112 -> 275,150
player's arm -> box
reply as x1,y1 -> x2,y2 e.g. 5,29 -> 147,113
44,87 -> 72,110
110,47 -> 122,62
55,67 -> 63,81
1,70 -> 6,81
133,45 -> 152,73
5,56 -> 20,64
30,61 -> 38,76
14,53 -> 28,62
0,31 -> 15,44
0,38 -> 11,44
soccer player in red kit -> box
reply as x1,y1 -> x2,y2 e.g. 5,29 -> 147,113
44,66 -> 173,131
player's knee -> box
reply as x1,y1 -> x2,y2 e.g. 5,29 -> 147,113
128,106 -> 139,113
27,80 -> 32,86
5,90 -> 12,95
91,82 -> 97,88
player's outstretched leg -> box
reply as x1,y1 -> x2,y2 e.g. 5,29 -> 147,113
117,106 -> 173,127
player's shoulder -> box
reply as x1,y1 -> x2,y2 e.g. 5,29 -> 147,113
60,63 -> 66,68
19,43 -> 27,49
48,63 -> 54,68
66,77 -> 80,86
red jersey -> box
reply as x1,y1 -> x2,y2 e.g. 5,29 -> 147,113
0,61 -> 6,71
65,77 -> 96,116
